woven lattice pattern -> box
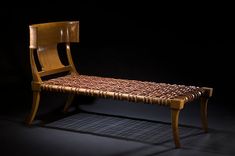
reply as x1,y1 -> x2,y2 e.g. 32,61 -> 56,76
41,74 -> 204,105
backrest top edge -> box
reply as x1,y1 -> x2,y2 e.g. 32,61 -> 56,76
29,21 -> 79,27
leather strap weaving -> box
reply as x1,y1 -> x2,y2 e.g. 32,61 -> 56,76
42,74 -> 204,105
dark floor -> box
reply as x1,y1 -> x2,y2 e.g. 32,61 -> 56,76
1,92 -> 235,156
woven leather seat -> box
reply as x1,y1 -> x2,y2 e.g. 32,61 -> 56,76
26,21 -> 213,148
42,74 -> 204,105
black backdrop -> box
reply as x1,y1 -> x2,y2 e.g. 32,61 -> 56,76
0,2 -> 234,111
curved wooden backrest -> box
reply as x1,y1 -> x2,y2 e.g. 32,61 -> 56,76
30,21 -> 79,48
29,21 -> 79,82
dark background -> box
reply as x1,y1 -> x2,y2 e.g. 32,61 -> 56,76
1,2 -> 235,156
1,2 -> 234,110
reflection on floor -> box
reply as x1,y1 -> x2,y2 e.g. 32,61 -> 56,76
1,97 -> 235,156
45,112 -> 203,145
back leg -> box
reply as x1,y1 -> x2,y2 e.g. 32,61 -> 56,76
200,97 -> 209,132
63,94 -> 75,113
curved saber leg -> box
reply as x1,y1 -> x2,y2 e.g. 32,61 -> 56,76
200,97 -> 209,132
171,108 -> 181,148
26,91 -> 41,125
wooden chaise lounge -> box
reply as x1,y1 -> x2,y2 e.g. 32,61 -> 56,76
26,21 -> 213,148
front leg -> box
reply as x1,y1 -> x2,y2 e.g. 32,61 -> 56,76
171,108 -> 181,148
200,97 -> 209,132
26,91 -> 41,125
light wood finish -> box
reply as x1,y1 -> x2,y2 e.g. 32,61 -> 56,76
63,94 -> 75,112
26,21 -> 213,148
26,91 -> 41,125
29,21 -> 79,79
30,49 -> 41,82
171,108 -> 181,148
66,43 -> 78,74
39,66 -> 72,77
26,21 -> 79,125
30,21 -> 79,71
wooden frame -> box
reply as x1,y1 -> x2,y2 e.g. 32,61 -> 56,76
25,21 -> 213,148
